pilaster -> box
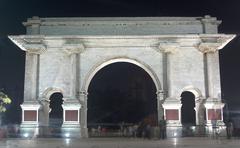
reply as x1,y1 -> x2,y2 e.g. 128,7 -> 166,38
79,91 -> 88,138
157,42 -> 179,97
19,39 -> 46,137
156,90 -> 165,122
62,43 -> 85,100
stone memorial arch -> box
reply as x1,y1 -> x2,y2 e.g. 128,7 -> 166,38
9,16 -> 234,138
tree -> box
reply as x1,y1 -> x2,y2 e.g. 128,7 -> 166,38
0,91 -> 11,112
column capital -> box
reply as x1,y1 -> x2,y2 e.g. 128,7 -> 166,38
195,35 -> 235,53
63,43 -> 85,55
23,38 -> 47,54
78,91 -> 88,102
157,42 -> 179,54
78,91 -> 88,96
196,42 -> 221,53
156,90 -> 165,100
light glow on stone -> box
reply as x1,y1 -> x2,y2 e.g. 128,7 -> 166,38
65,133 -> 70,138
23,133 -> 29,138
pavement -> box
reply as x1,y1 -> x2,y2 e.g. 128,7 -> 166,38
0,137 -> 240,148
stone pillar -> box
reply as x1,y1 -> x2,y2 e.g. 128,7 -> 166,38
156,90 -> 165,122
61,99 -> 81,138
20,40 -> 46,137
61,43 -> 85,138
197,38 -> 227,136
162,97 -> 182,137
63,43 -> 85,99
197,39 -> 225,124
204,99 -> 225,125
158,42 -> 179,97
158,42 -> 182,137
194,97 -> 206,135
79,91 -> 88,138
194,97 -> 205,126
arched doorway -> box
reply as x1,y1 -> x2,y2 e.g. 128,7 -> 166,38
87,62 -> 158,137
181,91 -> 196,137
181,91 -> 196,125
49,93 -> 63,137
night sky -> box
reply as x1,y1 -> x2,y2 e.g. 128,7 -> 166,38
0,0 -> 240,124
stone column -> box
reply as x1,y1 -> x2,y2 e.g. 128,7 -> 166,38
61,43 -> 85,138
156,90 -> 165,122
194,97 -> 205,126
197,39 -> 225,121
158,42 -> 181,123
20,39 -> 46,137
79,91 -> 88,138
63,43 -> 85,99
197,37 -> 227,136
158,42 -> 179,97
157,42 -> 182,137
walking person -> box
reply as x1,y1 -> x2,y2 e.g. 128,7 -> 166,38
227,120 -> 234,139
159,119 -> 166,139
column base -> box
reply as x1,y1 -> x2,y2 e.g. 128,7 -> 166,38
61,124 -> 82,138
81,127 -> 88,138
19,123 -> 39,138
166,126 -> 182,138
205,121 -> 226,137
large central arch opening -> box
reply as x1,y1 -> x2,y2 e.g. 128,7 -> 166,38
87,62 -> 157,137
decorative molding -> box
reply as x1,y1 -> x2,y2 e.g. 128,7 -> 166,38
157,42 -> 179,54
156,90 -> 165,100
78,91 -> 88,102
196,35 -> 236,53
63,43 -> 85,55
23,43 -> 47,54
21,38 -> 46,54
196,42 -> 221,53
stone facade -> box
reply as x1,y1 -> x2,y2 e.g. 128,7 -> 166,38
9,16 -> 235,138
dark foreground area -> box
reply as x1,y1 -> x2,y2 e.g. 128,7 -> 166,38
0,137 -> 240,148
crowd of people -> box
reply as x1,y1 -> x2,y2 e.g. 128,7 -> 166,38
89,119 -> 167,139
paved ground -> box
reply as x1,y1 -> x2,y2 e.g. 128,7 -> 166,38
0,137 -> 240,148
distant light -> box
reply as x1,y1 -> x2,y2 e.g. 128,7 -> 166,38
23,133 -> 29,138
173,138 -> 177,146
174,132 -> 177,136
65,138 -> 70,144
65,133 -> 70,138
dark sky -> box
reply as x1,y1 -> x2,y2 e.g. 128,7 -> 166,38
0,0 -> 240,123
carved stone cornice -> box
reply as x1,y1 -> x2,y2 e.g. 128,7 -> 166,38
63,43 -> 85,55
196,35 -> 236,53
157,42 -> 179,54
196,42 -> 221,53
23,43 -> 47,54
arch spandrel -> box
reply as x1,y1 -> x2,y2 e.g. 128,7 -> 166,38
41,87 -> 64,100
177,86 -> 203,101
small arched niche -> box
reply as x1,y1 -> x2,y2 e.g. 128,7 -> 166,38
49,92 -> 64,127
181,91 -> 196,125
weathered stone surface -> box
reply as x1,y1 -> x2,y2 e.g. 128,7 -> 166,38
8,16 -> 235,138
